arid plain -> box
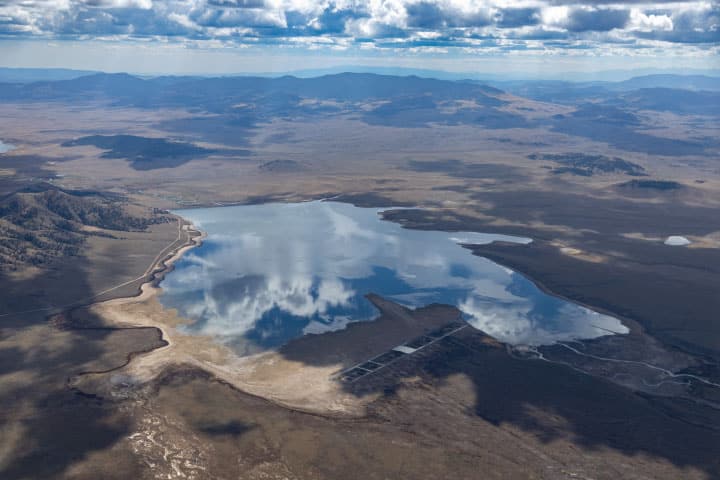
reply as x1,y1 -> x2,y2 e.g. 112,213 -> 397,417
1,73 -> 719,479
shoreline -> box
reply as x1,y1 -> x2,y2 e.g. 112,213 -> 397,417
64,205 -> 719,419
0,217 -> 204,320
72,204 -> 638,360
60,214 -> 206,350
96,216 -> 207,322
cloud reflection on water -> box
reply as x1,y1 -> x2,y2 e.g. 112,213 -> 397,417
161,201 -> 627,355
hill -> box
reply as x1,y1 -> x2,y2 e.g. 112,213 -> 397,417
0,183 -> 168,270
0,72 -> 504,107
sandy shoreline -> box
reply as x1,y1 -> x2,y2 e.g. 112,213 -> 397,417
71,210 -> 609,410
66,207 -> 716,423
96,216 -> 207,343
70,214 -> 370,416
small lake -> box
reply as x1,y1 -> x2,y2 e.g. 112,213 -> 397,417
160,201 -> 627,355
0,141 -> 15,154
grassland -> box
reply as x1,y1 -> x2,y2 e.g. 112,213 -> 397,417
1,75 -> 719,479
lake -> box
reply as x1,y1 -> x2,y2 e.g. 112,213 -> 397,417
160,201 -> 627,355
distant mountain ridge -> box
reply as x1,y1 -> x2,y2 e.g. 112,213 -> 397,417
0,72 -> 503,106
1,71 -> 716,114
0,71 -> 714,157
614,74 -> 720,91
492,74 -> 720,116
0,67 -> 98,83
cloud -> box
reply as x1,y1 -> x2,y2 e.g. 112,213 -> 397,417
565,8 -> 630,32
406,1 -> 445,29
206,0 -> 266,8
83,0 -> 153,8
496,8 -> 540,29
315,5 -> 367,33
628,9 -> 673,32
548,0 -> 694,3
0,0 -> 716,55
635,5 -> 720,43
405,1 -> 491,29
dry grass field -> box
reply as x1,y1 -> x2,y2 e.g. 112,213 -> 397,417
1,76 -> 719,479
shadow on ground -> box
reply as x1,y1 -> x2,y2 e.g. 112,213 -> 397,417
0,263 -> 164,479
279,298 -> 720,477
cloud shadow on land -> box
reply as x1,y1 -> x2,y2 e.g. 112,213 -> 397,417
0,261 -> 163,479
61,134 -> 252,170
266,194 -> 720,478
277,291 -> 720,478
0,192 -> 175,478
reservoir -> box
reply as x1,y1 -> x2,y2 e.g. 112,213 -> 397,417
160,201 -> 627,355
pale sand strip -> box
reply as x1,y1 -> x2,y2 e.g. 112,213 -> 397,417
74,216 -> 368,417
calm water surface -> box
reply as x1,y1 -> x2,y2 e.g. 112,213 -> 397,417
160,201 -> 627,355
0,141 -> 15,154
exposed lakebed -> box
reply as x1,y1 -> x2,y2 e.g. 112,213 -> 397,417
160,201 -> 627,355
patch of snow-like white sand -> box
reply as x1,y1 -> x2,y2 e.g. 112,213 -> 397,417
664,236 -> 691,246
0,141 -> 15,154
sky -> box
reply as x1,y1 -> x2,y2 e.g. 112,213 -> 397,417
0,1 -> 717,76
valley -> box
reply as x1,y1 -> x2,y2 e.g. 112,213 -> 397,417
0,72 -> 719,479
